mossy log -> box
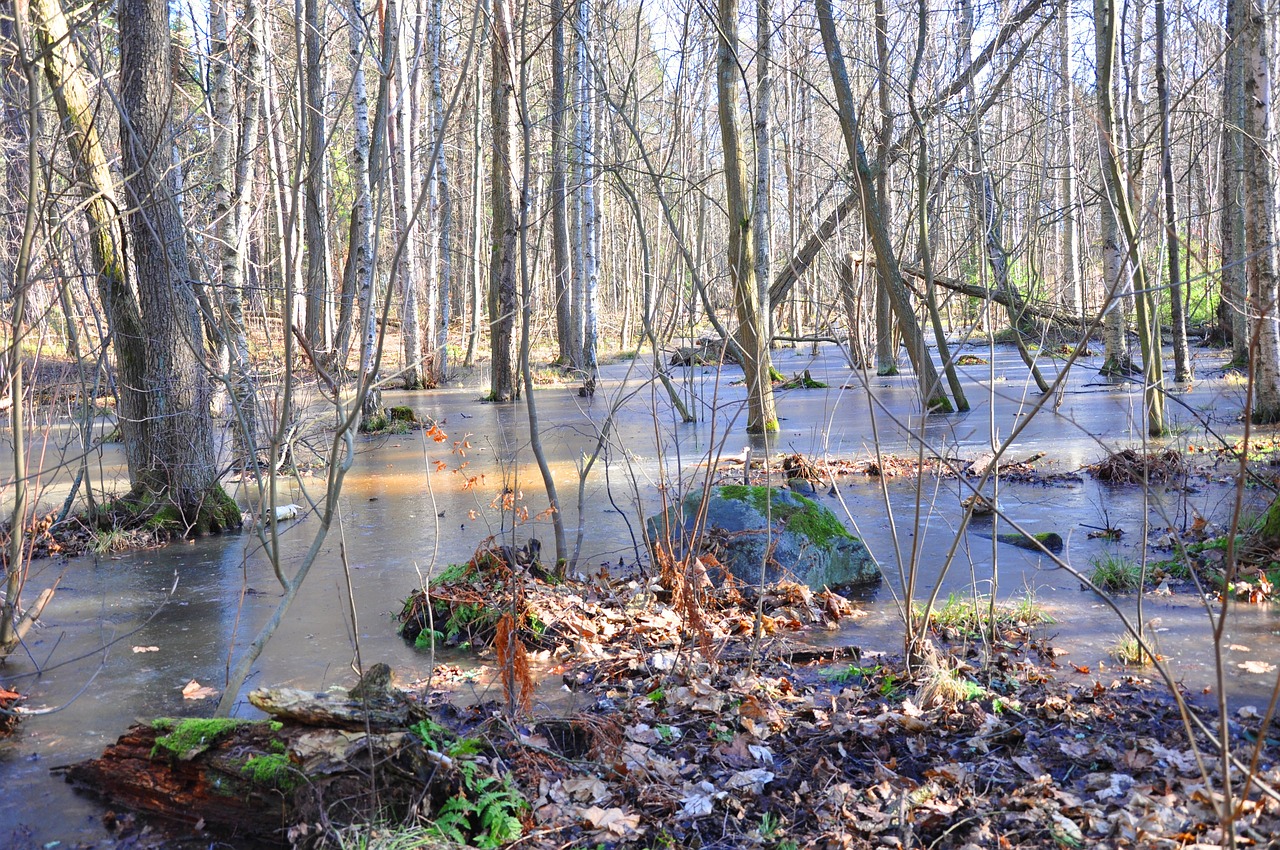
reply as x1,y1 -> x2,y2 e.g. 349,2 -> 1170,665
62,721 -> 294,840
62,717 -> 429,845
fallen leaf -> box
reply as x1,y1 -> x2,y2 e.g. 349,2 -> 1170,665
1238,661 -> 1277,675
181,679 -> 218,700
132,645 -> 160,653
581,805 -> 641,836
724,768 -> 774,793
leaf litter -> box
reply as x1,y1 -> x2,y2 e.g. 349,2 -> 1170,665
392,545 -> 1280,849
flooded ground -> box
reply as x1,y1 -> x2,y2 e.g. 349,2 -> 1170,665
1,339 -> 1277,846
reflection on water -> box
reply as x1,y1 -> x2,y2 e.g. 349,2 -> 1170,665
1,342 -> 1274,845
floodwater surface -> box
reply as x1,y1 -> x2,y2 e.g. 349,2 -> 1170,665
1,340 -> 1276,847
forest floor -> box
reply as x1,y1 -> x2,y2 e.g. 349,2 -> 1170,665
57,524 -> 1280,850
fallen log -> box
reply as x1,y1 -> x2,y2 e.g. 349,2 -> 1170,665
60,715 -> 431,845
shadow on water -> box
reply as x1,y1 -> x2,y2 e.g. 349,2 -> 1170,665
0,340 -> 1275,845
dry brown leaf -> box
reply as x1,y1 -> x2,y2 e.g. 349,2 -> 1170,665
181,679 -> 218,700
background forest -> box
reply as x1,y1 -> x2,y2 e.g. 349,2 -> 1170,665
3,0 -> 1274,493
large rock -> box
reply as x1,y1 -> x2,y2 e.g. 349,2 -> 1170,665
646,485 -> 880,590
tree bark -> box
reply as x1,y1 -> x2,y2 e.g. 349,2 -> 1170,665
1155,0 -> 1190,383
1221,0 -> 1249,362
428,0 -> 451,381
303,0 -> 332,355
119,0 -> 223,510
488,0 -> 517,402
1057,0 -> 1082,319
550,0 -> 572,366
1244,0 -> 1280,422
717,0 -> 777,432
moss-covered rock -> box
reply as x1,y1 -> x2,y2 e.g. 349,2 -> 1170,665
646,485 -> 880,590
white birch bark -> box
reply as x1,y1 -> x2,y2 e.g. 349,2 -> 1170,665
579,0 -> 599,392
391,0 -> 423,389
346,0 -> 378,413
1246,0 -> 1280,421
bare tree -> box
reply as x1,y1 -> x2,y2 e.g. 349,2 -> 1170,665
716,0 -> 778,432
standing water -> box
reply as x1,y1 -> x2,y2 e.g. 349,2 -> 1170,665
1,341 -> 1275,846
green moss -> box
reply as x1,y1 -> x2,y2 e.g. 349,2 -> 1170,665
151,716 -> 285,761
387,405 -> 417,422
711,485 -> 853,547
361,413 -> 389,432
153,717 -> 250,760
241,753 -> 301,791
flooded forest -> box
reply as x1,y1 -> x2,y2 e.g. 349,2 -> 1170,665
3,0 -> 1280,846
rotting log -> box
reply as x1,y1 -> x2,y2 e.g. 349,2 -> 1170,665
62,722 -> 293,841
248,684 -> 415,731
61,715 -> 429,844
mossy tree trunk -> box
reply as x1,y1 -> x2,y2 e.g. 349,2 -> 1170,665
114,0 -> 237,528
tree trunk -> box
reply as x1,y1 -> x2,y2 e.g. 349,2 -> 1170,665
754,0 -> 772,350
1155,0 -> 1190,383
577,0 -> 599,393
429,0 -> 451,381
488,0 -> 517,402
1057,0 -> 1082,319
303,0 -> 332,355
717,0 -> 777,432
1221,0 -> 1249,362
391,0 -> 423,390
550,0 -> 573,366
1095,0 -> 1165,435
345,0 -> 379,415
210,0 -> 263,463
815,0 -> 950,412
907,0 -> 967,410
872,0 -> 896,375
119,0 -> 225,513
32,0 -> 149,491
466,0 -> 486,368
1245,0 -> 1280,422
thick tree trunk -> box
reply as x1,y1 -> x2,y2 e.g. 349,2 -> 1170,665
119,0 -> 224,511
488,0 -> 517,402
717,0 -> 777,432
815,0 -> 950,412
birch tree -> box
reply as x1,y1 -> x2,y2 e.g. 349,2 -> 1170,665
1244,0 -> 1280,421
